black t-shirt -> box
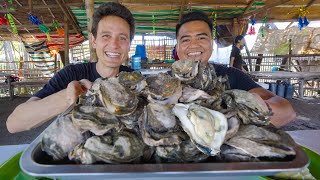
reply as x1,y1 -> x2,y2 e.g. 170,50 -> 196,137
213,63 -> 260,91
230,45 -> 243,70
34,62 -> 133,99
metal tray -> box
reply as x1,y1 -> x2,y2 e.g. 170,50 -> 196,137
20,130 -> 310,180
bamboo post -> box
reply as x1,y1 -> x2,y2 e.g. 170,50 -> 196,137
64,15 -> 70,65
85,0 -> 96,62
54,53 -> 57,74
288,39 -> 292,71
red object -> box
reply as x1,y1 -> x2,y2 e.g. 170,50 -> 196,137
0,14 -> 9,25
248,26 -> 256,35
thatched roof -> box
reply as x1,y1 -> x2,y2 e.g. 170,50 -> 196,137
1,0 -> 320,42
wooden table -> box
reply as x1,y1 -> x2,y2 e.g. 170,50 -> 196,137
249,71 -> 320,98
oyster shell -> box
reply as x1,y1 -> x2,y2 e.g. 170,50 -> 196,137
84,131 -> 144,163
171,59 -> 199,83
138,103 -> 184,146
221,125 -> 296,162
144,73 -> 182,105
172,103 -> 228,156
222,89 -> 272,126
72,105 -> 122,135
91,78 -> 138,116
41,114 -> 89,160
118,71 -> 147,93
155,138 -> 209,163
69,143 -> 96,164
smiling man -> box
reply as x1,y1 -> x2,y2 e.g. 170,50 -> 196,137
7,2 -> 134,133
175,12 -> 296,128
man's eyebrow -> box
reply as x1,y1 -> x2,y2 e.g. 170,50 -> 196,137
196,32 -> 209,36
179,35 -> 191,40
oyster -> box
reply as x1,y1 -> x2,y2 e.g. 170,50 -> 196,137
41,114 -> 89,160
221,125 -> 296,162
155,138 -> 209,163
222,89 -> 272,126
171,59 -> 199,83
84,131 -> 144,163
69,143 -> 96,164
144,73 -> 182,105
72,105 -> 122,135
138,103 -> 184,146
179,86 -> 221,110
118,71 -> 147,93
172,103 -> 228,156
91,78 -> 138,116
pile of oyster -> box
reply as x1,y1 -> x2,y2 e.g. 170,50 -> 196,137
42,59 -> 297,164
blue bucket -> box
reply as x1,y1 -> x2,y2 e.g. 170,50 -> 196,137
277,84 -> 285,97
135,45 -> 147,60
285,84 -> 294,99
269,83 -> 277,94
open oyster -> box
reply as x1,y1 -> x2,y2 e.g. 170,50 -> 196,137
84,131 -> 144,163
41,114 -> 89,160
222,89 -> 272,126
72,105 -> 122,135
91,78 -> 138,116
118,71 -> 147,93
138,103 -> 184,146
173,103 -> 228,156
144,73 -> 182,105
221,125 -> 296,162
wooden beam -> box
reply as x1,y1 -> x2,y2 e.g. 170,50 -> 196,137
241,0 -> 256,17
28,0 -> 33,12
55,0 -> 82,34
41,0 -> 55,18
85,0 -> 96,62
243,0 -> 292,17
306,0 -> 317,8
178,0 -> 186,21
14,0 -> 23,7
64,15 -> 70,66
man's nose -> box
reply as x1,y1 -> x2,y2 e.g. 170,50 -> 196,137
189,38 -> 200,47
109,37 -> 120,48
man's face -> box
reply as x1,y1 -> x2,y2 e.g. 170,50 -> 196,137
176,20 -> 213,64
91,15 -> 130,68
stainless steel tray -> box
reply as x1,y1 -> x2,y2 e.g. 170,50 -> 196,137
20,130 -> 310,180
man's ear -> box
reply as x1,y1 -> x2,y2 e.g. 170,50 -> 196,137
90,33 -> 96,49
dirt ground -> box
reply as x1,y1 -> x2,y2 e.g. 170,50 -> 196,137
0,96 -> 320,145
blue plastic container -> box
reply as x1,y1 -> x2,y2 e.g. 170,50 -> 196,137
285,84 -> 294,99
269,83 -> 277,94
135,45 -> 147,60
131,55 -> 141,70
277,84 -> 285,97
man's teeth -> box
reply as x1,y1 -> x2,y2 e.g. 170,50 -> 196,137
105,52 -> 120,57
188,52 -> 201,56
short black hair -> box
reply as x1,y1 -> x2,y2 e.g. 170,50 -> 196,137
234,35 -> 244,44
176,11 -> 213,37
91,2 -> 135,41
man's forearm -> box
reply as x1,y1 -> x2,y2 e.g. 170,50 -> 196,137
230,57 -> 234,67
265,96 -> 296,128
6,89 -> 70,133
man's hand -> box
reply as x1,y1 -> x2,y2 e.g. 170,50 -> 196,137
66,79 -> 93,105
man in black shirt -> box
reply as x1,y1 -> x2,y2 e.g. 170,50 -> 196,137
175,12 -> 296,128
7,2 -> 135,133
230,35 -> 248,71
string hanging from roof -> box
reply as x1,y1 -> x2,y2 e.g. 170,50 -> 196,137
0,14 -> 9,25
259,15 -> 267,38
248,14 -> 256,35
28,13 -> 51,41
152,15 -> 156,34
298,7 -> 309,30
52,20 -> 64,37
212,12 -> 217,40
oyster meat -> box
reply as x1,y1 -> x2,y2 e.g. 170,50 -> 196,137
144,73 -> 182,105
173,103 -> 228,156
222,89 -> 272,126
41,114 -> 89,160
171,59 -> 199,83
